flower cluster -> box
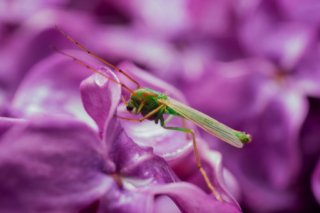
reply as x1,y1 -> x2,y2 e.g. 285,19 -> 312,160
0,51 -> 241,212
1,0 -> 320,212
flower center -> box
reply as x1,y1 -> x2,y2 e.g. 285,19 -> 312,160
274,69 -> 289,86
111,173 -> 123,188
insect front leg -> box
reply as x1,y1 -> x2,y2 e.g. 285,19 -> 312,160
136,101 -> 145,114
117,104 -> 165,122
161,120 -> 222,201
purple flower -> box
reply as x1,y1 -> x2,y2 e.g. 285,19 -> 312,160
0,0 -> 67,23
2,1 -> 320,212
0,9 -> 97,111
276,0 -> 320,25
99,1 -> 320,212
170,2 -> 320,212
108,0 -> 234,38
0,51 -> 242,212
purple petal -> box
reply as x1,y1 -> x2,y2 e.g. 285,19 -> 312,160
101,181 -> 241,213
312,160 -> 320,203
110,0 -> 233,38
153,195 -> 181,213
173,140 -> 241,204
0,9 -> 99,97
100,119 -> 184,213
180,59 -> 267,124
0,117 -> 114,212
12,53 -> 96,127
218,90 -> 308,212
0,117 -> 25,139
294,45 -> 320,97
92,26 -> 181,73
150,182 -> 241,213
118,107 -> 193,160
277,0 -> 320,25
80,68 -> 121,134
186,0 -> 233,37
255,91 -> 307,187
0,0 -> 66,22
200,142 -> 241,204
107,0 -> 190,38
105,118 -> 179,184
239,9 -> 315,70
100,187 -> 156,213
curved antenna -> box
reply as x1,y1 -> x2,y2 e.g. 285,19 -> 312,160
55,26 -> 141,89
52,46 -> 134,94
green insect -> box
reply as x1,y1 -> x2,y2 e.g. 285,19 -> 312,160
56,27 -> 251,202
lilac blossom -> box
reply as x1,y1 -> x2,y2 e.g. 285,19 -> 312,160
95,1 -> 320,212
0,51 -> 241,212
0,9 -> 99,111
0,0 -> 67,23
1,0 -> 320,212
109,1 -> 320,212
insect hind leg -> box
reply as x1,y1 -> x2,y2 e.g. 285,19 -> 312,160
161,123 -> 222,201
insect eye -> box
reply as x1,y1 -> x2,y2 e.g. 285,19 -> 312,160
126,105 -> 134,111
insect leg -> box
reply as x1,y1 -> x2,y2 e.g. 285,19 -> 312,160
116,116 -> 141,122
161,122 -> 222,201
117,104 -> 165,122
52,46 -> 134,94
121,95 -> 127,104
56,26 -> 141,89
164,115 -> 190,139
136,102 -> 145,114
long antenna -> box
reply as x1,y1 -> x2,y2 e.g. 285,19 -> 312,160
52,46 -> 134,94
55,26 -> 141,89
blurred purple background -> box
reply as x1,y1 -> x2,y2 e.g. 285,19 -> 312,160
1,0 -> 320,212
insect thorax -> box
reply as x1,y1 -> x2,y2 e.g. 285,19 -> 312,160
126,88 -> 167,116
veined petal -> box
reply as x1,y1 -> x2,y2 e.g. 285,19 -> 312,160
12,53 -> 96,128
80,67 -> 121,135
0,117 -> 114,212
150,182 -> 241,213
104,118 -> 179,184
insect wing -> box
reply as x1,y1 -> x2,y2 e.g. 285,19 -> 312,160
164,98 -> 247,148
